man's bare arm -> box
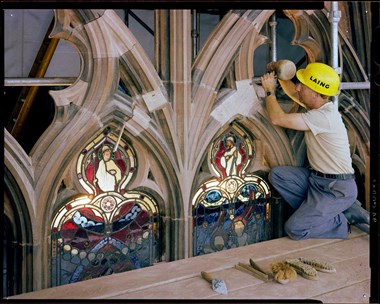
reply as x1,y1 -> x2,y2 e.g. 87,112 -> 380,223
265,94 -> 309,130
261,72 -> 309,131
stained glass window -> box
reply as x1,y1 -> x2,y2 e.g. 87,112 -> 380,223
51,128 -> 160,286
76,127 -> 136,196
209,126 -> 253,179
193,125 -> 272,256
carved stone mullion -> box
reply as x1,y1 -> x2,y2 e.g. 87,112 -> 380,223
169,10 -> 192,164
167,10 -> 193,258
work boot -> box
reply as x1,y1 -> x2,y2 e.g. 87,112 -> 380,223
344,200 -> 370,234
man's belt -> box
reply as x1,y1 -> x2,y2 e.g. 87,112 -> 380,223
311,170 -> 355,180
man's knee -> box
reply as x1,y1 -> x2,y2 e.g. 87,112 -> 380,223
284,219 -> 308,240
268,167 -> 282,186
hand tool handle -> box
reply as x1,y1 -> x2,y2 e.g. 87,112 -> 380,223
236,262 -> 270,281
201,271 -> 213,283
249,259 -> 267,274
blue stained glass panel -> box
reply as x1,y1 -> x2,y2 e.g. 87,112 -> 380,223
205,190 -> 222,203
193,124 -> 272,256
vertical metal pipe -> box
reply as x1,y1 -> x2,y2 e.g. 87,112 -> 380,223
191,10 -> 200,59
329,2 -> 341,106
269,13 -> 277,63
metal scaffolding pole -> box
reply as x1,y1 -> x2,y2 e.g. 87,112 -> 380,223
4,79 -> 370,89
329,2 -> 341,107
269,13 -> 277,63
340,82 -> 370,90
191,10 -> 200,59
4,77 -> 77,87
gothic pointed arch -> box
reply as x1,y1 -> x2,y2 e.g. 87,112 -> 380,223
4,7 -> 371,294
50,128 -> 161,286
192,123 -> 271,256
3,167 -> 33,296
22,9 -> 182,288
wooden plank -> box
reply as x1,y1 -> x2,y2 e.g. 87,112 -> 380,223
10,228 -> 368,300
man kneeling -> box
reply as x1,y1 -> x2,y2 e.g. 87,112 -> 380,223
261,62 -> 369,240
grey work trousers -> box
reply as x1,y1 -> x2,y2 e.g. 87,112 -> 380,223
269,166 -> 357,240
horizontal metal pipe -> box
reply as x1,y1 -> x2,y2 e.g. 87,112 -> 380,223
340,82 -> 370,90
251,77 -> 370,90
4,77 -> 77,86
5,78 -> 370,90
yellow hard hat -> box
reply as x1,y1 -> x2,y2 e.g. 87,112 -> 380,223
296,62 -> 340,96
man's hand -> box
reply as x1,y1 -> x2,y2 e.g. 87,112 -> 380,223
266,62 -> 276,72
261,72 -> 309,131
261,72 -> 276,94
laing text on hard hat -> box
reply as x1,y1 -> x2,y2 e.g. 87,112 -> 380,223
309,76 -> 330,89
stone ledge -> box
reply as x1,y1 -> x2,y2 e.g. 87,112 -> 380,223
9,227 -> 368,301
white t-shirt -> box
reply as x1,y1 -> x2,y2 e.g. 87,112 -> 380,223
301,102 -> 354,174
